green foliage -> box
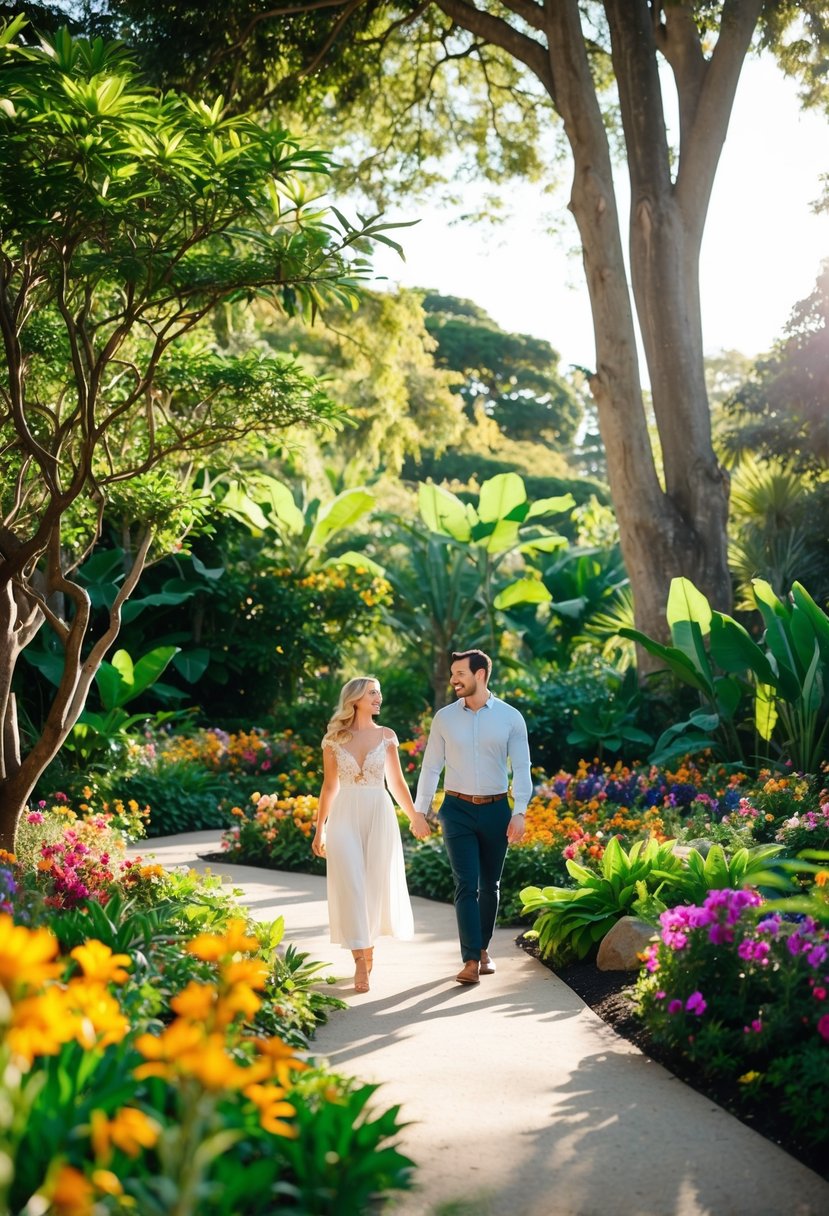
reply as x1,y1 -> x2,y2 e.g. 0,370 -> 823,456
264,289 -> 466,476
518,661 -> 660,773
421,291 -> 583,447
380,471 -> 572,703
621,576 -> 829,771
651,843 -> 789,907
275,1080 -> 414,1215
0,18 -> 407,845
520,837 -> 684,965
121,762 -> 233,836
722,264 -> 829,475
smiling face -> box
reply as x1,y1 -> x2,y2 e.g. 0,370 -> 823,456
449,659 -> 482,700
354,680 -> 382,718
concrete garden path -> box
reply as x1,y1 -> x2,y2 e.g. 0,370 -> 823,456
141,831 -> 829,1216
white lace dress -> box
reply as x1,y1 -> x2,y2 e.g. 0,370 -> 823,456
322,732 -> 414,949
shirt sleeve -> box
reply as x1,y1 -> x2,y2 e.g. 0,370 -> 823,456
414,716 -> 446,813
507,710 -> 533,816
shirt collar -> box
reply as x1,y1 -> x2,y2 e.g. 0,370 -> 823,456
461,693 -> 494,711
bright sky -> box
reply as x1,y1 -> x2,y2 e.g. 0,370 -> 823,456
368,51 -> 829,373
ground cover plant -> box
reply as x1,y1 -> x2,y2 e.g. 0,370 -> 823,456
2,804 -> 415,1213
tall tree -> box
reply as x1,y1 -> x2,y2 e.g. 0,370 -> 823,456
0,19 -> 396,848
421,291 -> 583,447
37,2 -> 829,651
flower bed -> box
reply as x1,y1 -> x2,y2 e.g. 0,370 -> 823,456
3,806 -> 415,1213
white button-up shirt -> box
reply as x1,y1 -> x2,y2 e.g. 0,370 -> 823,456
414,694 -> 533,817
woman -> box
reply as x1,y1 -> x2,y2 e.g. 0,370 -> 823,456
312,676 -> 431,992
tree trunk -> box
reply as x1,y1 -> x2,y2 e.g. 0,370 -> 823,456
431,0 -> 763,661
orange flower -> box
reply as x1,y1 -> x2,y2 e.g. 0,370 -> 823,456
243,1082 -> 297,1137
171,981 -> 218,1020
47,1164 -> 95,1216
91,1106 -> 161,1162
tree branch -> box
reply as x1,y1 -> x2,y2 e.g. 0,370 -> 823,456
434,0 -> 554,97
674,0 -> 764,234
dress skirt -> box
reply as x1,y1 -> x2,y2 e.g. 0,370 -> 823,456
324,785 -> 414,948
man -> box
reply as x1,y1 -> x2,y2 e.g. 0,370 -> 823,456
414,649 -> 532,985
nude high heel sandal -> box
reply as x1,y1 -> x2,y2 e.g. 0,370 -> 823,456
352,950 -> 370,993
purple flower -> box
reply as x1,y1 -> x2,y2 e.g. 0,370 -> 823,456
685,991 -> 707,1016
667,999 -> 684,1015
807,945 -> 828,968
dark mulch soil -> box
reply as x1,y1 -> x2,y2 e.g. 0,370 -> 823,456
517,934 -> 829,1182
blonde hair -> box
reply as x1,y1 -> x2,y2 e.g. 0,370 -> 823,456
322,676 -> 379,747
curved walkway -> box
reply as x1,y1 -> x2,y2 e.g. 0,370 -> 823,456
143,831 -> 829,1216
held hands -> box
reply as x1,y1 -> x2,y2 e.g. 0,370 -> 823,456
507,813 -> 526,845
409,811 -> 431,840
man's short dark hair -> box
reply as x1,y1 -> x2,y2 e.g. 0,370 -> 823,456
450,649 -> 492,681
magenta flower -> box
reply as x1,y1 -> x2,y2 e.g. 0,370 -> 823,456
685,991 -> 707,1016
817,1014 -> 829,1043
26,811 -> 45,824
667,999 -> 684,1015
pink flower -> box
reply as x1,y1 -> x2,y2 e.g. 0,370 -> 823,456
743,1018 -> 763,1034
817,1014 -> 829,1042
26,811 -> 45,824
813,987 -> 827,1001
667,999 -> 683,1015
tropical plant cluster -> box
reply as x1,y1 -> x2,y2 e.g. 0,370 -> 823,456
0,806 -> 414,1214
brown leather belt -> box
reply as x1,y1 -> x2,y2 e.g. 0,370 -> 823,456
445,790 -> 508,804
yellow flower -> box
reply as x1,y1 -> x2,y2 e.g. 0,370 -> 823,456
66,981 -> 130,1049
47,1164 -> 95,1216
91,1169 -> 123,1196
738,1070 -> 763,1085
91,1107 -> 162,1162
8,987 -> 78,1064
0,915 -> 61,993
185,933 -> 227,962
82,786 -> 94,799
222,918 -> 260,954
71,940 -> 132,985
216,982 -> 262,1025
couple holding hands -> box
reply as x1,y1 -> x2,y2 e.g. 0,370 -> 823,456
311,649 -> 532,992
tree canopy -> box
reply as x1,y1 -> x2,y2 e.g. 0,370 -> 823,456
0,17 -> 395,847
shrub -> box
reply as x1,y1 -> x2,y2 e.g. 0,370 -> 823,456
635,889 -> 829,1146
222,793 -> 325,875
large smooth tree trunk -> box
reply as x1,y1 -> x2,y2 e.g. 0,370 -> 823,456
433,0 -> 764,656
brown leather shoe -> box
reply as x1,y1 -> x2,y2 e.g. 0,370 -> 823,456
456,959 -> 480,985
480,950 -> 496,975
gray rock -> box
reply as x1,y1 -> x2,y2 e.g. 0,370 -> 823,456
596,916 -> 658,972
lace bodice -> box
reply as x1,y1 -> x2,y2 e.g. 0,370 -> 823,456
327,735 -> 391,788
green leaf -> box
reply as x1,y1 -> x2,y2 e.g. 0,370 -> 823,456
324,551 -> 386,577
525,494 -> 576,519
709,612 -> 774,682
667,577 -> 712,634
477,472 -> 527,523
493,578 -> 552,610
418,483 -> 471,541
754,681 -> 778,742
618,629 -> 713,695
308,487 -> 375,550
171,648 -> 210,683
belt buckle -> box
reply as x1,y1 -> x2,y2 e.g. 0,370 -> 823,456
472,794 -> 486,804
